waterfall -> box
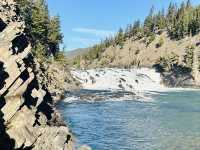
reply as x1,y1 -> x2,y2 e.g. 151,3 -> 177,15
71,68 -> 165,93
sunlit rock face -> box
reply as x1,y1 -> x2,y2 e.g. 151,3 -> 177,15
0,0 -> 73,149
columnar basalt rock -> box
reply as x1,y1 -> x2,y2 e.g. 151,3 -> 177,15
0,0 -> 73,149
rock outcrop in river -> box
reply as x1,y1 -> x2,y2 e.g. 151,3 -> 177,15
0,0 -> 73,149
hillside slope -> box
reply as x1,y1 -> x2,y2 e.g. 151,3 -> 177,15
67,48 -> 90,60
86,32 -> 198,67
73,32 -> 200,87
71,1 -> 200,87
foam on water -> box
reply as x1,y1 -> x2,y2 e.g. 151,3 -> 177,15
60,68 -> 200,150
70,68 -> 200,102
59,90 -> 200,150
71,68 -> 164,91
64,92 -> 154,103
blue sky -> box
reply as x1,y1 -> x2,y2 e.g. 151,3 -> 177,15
47,0 -> 199,51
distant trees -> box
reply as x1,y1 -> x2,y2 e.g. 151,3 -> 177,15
166,0 -> 200,39
183,45 -> 195,68
115,28 -> 125,49
16,0 -> 63,61
123,0 -> 200,40
96,1 -> 200,50
156,52 -> 179,72
144,6 -> 155,35
48,16 -> 63,55
73,1 -> 200,67
131,20 -> 142,38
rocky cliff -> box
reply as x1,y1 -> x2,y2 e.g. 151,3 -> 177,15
0,0 -> 73,149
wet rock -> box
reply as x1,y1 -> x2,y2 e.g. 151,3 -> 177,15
78,145 -> 92,150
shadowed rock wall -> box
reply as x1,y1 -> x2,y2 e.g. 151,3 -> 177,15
0,0 -> 73,149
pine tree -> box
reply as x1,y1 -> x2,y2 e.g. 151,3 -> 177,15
184,45 -> 194,68
115,28 -> 125,48
31,0 -> 49,42
186,0 -> 192,9
132,20 -> 141,36
16,0 -> 34,38
144,6 -> 155,35
155,9 -> 166,30
166,2 -> 177,34
124,24 -> 132,39
48,16 -> 63,56
16,0 -> 63,60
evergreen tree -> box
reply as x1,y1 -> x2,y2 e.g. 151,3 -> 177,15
155,9 -> 166,30
16,0 -> 63,61
48,16 -> 63,56
186,0 -> 192,9
124,24 -> 132,39
115,28 -> 125,48
144,6 -> 155,35
15,0 -> 33,33
73,1 -> 200,65
166,2 -> 177,33
184,45 -> 194,68
31,0 -> 49,43
132,20 -> 141,36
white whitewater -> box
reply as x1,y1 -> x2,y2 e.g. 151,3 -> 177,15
69,68 -> 199,103
71,68 -> 165,93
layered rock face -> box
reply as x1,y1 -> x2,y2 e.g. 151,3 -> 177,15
0,0 -> 73,149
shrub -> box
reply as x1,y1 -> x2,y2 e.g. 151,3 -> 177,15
156,37 -> 164,48
73,56 -> 81,68
146,33 -> 155,46
183,45 -> 195,68
135,49 -> 140,55
54,51 -> 68,64
156,52 -> 179,71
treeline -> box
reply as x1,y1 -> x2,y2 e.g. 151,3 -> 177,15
79,0 -> 200,63
16,0 -> 64,62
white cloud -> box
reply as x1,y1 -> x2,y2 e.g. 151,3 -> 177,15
69,37 -> 100,48
71,38 -> 99,46
72,28 -> 115,38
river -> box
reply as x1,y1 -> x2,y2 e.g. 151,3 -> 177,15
57,68 -> 200,150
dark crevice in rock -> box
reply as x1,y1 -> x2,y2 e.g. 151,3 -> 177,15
14,69 -> 31,92
34,87 -> 54,126
0,61 -> 9,91
37,87 -> 54,121
16,143 -> 33,150
19,69 -> 29,82
22,54 -> 35,69
33,113 -> 41,126
0,97 -> 6,110
1,69 -> 30,98
0,18 -> 7,32
0,111 -> 15,150
22,78 -> 39,109
11,34 -> 29,55
65,134 -> 71,144
16,62 -> 22,68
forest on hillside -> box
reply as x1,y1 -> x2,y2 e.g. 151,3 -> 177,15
73,0 -> 200,68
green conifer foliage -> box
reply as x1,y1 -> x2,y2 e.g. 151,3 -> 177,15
16,0 -> 63,61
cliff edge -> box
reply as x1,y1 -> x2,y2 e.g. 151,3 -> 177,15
0,0 -> 73,149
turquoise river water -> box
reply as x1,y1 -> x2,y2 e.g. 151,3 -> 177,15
57,90 -> 200,150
